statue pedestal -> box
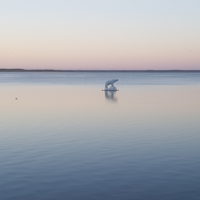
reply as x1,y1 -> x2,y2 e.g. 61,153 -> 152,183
104,86 -> 118,91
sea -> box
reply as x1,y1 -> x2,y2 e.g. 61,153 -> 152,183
0,71 -> 200,200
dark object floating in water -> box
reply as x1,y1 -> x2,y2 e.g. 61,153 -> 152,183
15,97 -> 18,100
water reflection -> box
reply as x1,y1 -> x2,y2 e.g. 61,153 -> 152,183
1,83 -> 200,200
104,90 -> 118,102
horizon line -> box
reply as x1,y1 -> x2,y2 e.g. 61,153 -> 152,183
0,68 -> 200,72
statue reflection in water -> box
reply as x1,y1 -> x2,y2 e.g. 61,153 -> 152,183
104,90 -> 118,102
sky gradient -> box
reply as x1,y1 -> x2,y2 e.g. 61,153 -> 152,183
0,0 -> 200,70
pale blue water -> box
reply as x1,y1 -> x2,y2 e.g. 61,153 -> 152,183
0,71 -> 200,85
0,72 -> 200,200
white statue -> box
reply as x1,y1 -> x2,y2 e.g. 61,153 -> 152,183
104,79 -> 119,91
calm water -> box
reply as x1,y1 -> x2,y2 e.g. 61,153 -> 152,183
0,72 -> 200,200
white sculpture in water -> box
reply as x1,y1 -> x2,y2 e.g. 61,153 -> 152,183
104,79 -> 119,91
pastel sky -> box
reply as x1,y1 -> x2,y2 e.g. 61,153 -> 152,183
0,0 -> 200,70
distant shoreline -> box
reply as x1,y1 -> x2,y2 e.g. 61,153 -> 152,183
0,69 -> 200,72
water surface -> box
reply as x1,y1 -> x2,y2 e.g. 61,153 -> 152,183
0,72 -> 200,200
